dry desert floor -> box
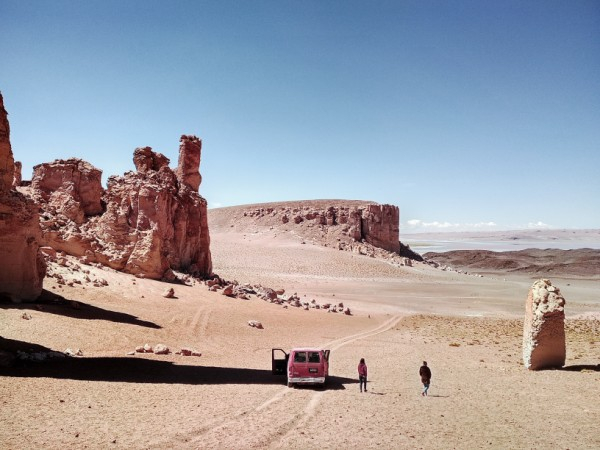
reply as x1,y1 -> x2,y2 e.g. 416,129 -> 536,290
1,223 -> 599,449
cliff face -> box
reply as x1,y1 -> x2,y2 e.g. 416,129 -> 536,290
219,200 -> 400,255
0,93 -> 46,301
29,136 -> 212,280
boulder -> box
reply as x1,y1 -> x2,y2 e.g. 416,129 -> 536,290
523,279 -> 566,370
154,344 -> 170,355
162,288 -> 175,298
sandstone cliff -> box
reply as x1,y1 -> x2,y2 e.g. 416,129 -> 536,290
29,136 -> 212,280
0,93 -> 46,301
209,200 -> 401,256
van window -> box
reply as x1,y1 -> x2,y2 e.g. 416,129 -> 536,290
294,352 -> 307,363
308,352 -> 320,363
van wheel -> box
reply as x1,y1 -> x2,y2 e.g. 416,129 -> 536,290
287,381 -> 293,388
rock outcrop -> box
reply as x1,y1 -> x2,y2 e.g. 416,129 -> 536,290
176,135 -> 202,191
29,136 -> 212,280
523,279 -> 566,370
231,201 -> 400,254
0,92 -> 45,301
31,158 -> 103,224
12,161 -> 21,187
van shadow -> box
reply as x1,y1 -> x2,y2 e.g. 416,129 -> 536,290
0,355 -> 355,388
0,290 -> 160,329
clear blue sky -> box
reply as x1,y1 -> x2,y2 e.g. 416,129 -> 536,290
2,0 -> 599,232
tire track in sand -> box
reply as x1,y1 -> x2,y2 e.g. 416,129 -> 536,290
164,315 -> 402,449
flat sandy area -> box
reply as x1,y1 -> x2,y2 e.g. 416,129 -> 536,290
1,218 -> 599,449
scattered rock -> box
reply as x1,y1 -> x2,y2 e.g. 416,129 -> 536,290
248,320 -> 263,329
162,288 -> 175,298
154,344 -> 170,355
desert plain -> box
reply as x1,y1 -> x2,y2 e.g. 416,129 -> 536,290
1,205 -> 599,450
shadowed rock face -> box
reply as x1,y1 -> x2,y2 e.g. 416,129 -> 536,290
28,142 -> 212,280
0,93 -> 46,302
523,279 -> 566,370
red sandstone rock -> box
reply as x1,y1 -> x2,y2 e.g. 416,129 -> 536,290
176,135 -> 202,191
0,93 -> 46,302
237,202 -> 400,255
32,158 -> 103,220
12,161 -> 21,187
27,141 -> 212,280
133,147 -> 169,173
523,279 -> 566,370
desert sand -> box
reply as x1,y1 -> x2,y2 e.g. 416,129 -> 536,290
1,207 -> 599,449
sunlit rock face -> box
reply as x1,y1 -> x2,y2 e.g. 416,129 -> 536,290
28,140 -> 211,280
523,279 -> 566,370
0,93 -> 45,302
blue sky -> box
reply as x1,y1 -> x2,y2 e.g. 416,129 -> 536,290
2,1 -> 599,232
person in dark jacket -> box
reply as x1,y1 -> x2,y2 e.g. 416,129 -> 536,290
419,361 -> 431,396
358,358 -> 368,392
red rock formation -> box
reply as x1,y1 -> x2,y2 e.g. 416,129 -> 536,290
12,161 -> 22,187
0,93 -> 45,301
31,158 -> 103,223
362,204 -> 400,253
236,202 -> 400,255
176,135 -> 202,191
133,146 -> 169,173
29,141 -> 212,280
523,279 -> 566,370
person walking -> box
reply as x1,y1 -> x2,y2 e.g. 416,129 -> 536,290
358,358 -> 368,392
419,361 -> 431,396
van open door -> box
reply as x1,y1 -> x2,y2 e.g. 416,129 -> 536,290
271,348 -> 289,375
324,349 -> 330,361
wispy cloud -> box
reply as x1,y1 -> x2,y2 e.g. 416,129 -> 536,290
403,219 -> 498,232
527,221 -> 551,229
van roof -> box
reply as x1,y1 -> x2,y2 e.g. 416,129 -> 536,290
290,348 -> 325,352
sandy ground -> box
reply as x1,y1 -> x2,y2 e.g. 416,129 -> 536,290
1,220 -> 599,449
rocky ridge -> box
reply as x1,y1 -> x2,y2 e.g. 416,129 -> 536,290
209,200 -> 418,266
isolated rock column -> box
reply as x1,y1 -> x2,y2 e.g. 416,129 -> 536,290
522,279 -> 566,370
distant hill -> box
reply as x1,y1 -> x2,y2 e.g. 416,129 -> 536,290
423,248 -> 600,278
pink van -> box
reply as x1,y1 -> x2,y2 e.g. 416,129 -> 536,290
272,348 -> 330,387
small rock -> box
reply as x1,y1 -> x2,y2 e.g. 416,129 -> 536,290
248,320 -> 263,329
162,287 -> 175,298
154,344 -> 170,355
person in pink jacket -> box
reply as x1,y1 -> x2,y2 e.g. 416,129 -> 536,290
358,358 -> 368,392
